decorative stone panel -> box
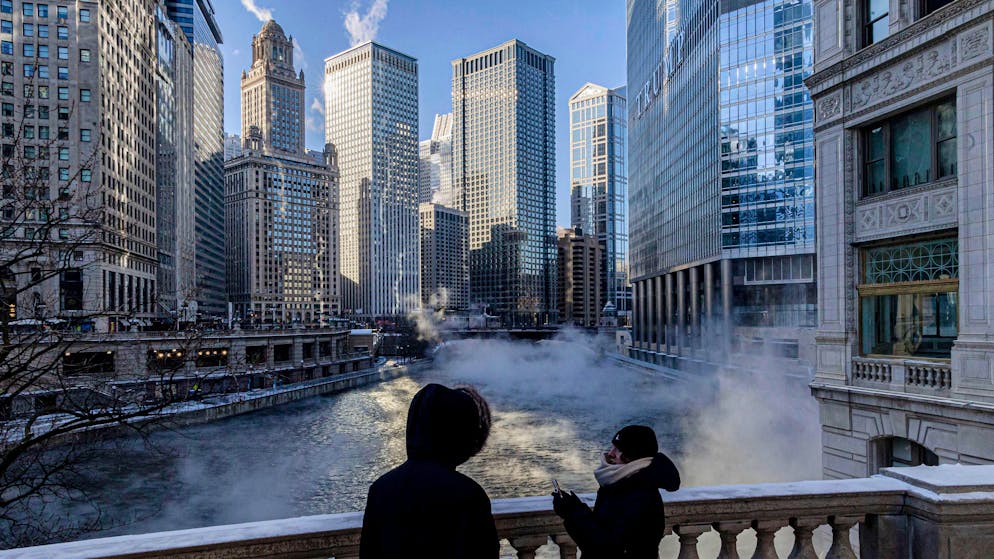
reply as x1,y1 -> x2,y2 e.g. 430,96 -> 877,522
854,184 -> 958,242
849,21 -> 993,112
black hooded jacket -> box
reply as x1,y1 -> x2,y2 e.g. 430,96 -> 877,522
359,384 -> 499,559
561,453 -> 680,559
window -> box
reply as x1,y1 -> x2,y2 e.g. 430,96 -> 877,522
1,40 -> 12,54
23,145 -> 34,159
1,20 -> 11,33
22,2 -> 32,16
0,0 -> 9,13
80,168 -> 90,182
37,23 -> 46,37
1,123 -> 11,136
77,8 -> 87,21
55,5 -> 64,18
37,104 -> 47,118
0,61 -> 10,75
79,128 -> 89,141
56,126 -> 66,139
79,88 -> 89,102
57,85 -> 66,99
0,81 -> 10,95
22,22 -> 31,35
60,269 -> 83,310
21,83 -> 30,96
56,45 -> 66,59
56,25 -> 65,39
56,65 -> 66,79
1,102 -> 11,116
57,147 -> 68,160
36,3 -> 45,17
22,43 -> 33,57
859,238 -> 958,359
863,98 -> 956,196
78,48 -> 88,62
58,166 -> 67,180
22,63 -> 32,77
35,64 -> 46,78
863,0 -> 888,45
38,124 -> 47,138
37,44 -> 46,58
56,105 -> 67,119
23,124 -> 32,138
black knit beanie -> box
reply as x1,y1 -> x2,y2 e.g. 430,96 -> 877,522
612,425 -> 658,460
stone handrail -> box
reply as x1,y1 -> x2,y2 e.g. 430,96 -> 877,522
852,357 -> 893,384
851,357 -> 952,394
4,465 -> 993,559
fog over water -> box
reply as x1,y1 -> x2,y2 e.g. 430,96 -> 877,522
74,334 -> 822,548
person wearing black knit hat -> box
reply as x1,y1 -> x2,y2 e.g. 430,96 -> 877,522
360,383 -> 498,558
553,424 -> 680,559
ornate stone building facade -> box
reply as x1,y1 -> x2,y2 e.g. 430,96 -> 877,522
807,0 -> 994,477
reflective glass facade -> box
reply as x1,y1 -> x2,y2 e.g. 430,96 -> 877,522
569,84 -> 629,318
452,40 -> 557,326
325,43 -> 420,318
167,0 -> 226,318
627,0 -> 816,364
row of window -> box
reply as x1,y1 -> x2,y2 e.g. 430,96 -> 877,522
8,43 -> 88,60
0,2 -> 88,21
2,83 -> 88,100
1,21 -> 71,38
862,0 -> 953,46
0,59 -> 70,79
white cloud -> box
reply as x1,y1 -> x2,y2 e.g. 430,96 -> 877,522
292,38 -> 307,72
343,0 -> 388,46
241,0 -> 273,22
231,48 -> 241,56
310,97 -> 324,116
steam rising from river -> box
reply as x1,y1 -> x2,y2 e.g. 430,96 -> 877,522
68,328 -> 822,553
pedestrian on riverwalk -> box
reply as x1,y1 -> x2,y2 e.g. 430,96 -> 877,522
359,383 -> 498,559
553,424 -> 680,558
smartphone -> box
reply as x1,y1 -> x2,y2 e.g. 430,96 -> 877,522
552,479 -> 561,494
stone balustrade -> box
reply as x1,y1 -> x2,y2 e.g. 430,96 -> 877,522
5,465 -> 993,559
851,357 -> 952,395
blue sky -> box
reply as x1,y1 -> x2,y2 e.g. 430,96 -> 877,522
216,0 -> 627,226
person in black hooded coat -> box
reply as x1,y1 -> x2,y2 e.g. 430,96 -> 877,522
553,425 -> 680,559
359,383 -> 498,559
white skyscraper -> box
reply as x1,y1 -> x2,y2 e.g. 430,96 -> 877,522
325,42 -> 420,318
418,113 -> 454,205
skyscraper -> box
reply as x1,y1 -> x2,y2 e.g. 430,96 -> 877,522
418,113 -> 453,205
626,0 -> 816,368
226,20 -> 339,325
452,40 -> 557,326
569,83 -> 629,323
557,226 -> 604,327
325,42 -> 420,319
155,6 -> 197,320
0,0 -> 158,332
420,203 -> 469,310
165,0 -> 226,320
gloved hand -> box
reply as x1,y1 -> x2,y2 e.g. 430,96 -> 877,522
552,490 -> 587,518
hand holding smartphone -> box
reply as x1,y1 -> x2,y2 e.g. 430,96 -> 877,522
552,479 -> 562,495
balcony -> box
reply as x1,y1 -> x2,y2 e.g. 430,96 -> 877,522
851,356 -> 952,395
10,464 -> 994,558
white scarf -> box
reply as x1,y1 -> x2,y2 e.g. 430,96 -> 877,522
594,455 -> 653,487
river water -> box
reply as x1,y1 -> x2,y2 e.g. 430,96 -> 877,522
72,337 -> 822,552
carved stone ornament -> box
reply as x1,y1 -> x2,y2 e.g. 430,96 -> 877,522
961,24 -> 992,62
818,91 -> 843,122
851,40 -> 956,109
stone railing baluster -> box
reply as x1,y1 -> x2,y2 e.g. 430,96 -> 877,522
674,524 -> 711,559
750,520 -> 784,559
825,515 -> 862,559
787,517 -> 822,559
551,533 -> 578,559
508,535 -> 549,559
714,520 -> 750,559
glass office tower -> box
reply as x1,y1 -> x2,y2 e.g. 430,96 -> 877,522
627,0 -> 815,367
569,84 -> 630,322
166,0 -> 226,320
325,42 -> 420,319
452,40 -> 557,326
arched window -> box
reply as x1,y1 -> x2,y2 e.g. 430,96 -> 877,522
870,436 -> 939,473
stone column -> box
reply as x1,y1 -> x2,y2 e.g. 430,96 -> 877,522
952,74 -> 994,402
646,277 -> 655,350
633,281 -> 641,348
720,259 -> 733,349
665,273 -> 674,356
704,261 -> 714,328
676,269 -> 686,355
655,275 -> 665,353
689,266 -> 700,345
